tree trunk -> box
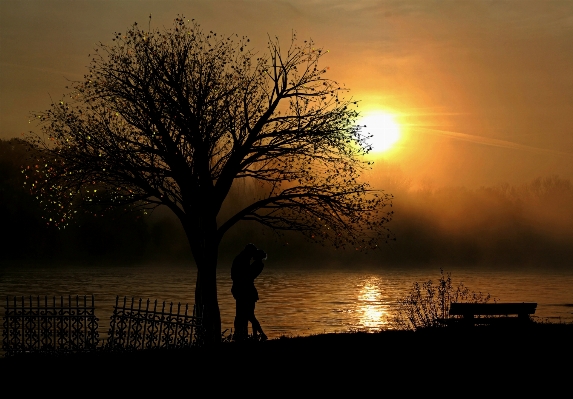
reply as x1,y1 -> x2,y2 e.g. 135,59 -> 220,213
194,260 -> 221,345
182,216 -> 222,345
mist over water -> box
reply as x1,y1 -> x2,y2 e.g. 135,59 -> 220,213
2,139 -> 572,269
1,263 -> 572,351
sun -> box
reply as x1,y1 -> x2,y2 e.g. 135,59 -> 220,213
359,112 -> 401,153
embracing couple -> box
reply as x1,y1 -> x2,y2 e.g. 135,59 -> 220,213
231,243 -> 267,341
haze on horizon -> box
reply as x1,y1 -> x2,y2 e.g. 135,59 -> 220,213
1,1 -> 572,269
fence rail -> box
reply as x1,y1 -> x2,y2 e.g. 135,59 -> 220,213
106,296 -> 203,350
2,295 -> 99,356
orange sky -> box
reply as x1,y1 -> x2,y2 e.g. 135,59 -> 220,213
1,0 -> 572,188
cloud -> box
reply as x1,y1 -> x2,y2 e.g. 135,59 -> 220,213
417,127 -> 573,158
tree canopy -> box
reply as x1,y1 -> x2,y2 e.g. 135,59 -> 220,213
26,16 -> 393,341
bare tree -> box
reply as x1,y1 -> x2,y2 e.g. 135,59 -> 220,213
26,16 -> 393,342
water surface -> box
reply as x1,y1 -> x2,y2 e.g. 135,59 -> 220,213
1,264 -> 572,348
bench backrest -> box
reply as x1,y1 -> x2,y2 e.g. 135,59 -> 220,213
449,302 -> 537,316
2,295 -> 99,356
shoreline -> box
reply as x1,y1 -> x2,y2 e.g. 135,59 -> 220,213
3,323 -> 571,370
1,324 -> 571,395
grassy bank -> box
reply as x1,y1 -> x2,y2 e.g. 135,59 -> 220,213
2,323 -> 571,390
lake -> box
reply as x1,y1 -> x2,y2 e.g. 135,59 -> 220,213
1,263 -> 572,350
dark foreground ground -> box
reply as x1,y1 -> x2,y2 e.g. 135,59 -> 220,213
1,324 -> 571,394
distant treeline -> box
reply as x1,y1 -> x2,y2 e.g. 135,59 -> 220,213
1,138 -> 572,268
375,171 -> 573,267
0,138 -> 190,265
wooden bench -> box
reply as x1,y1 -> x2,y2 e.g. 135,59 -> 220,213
441,302 -> 537,326
2,295 -> 99,356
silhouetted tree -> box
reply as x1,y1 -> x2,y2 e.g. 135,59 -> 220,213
1,138 -> 154,263
26,17 -> 393,342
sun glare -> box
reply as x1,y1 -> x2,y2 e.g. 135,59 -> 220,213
359,112 -> 401,153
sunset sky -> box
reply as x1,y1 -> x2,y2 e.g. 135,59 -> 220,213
1,0 -> 572,190
2,1 -> 573,346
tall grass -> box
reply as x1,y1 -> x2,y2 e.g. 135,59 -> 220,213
392,269 -> 493,330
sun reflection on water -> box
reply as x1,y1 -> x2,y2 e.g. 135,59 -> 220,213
357,277 -> 388,331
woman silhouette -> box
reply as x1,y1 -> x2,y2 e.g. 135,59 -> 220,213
246,249 -> 267,341
231,243 -> 258,341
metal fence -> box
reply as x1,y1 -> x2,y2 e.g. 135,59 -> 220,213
2,295 -> 203,357
106,296 -> 203,350
2,295 -> 99,356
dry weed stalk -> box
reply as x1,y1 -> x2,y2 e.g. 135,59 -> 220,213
393,269 -> 492,330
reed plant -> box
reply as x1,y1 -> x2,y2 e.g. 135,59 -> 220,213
392,269 -> 492,330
